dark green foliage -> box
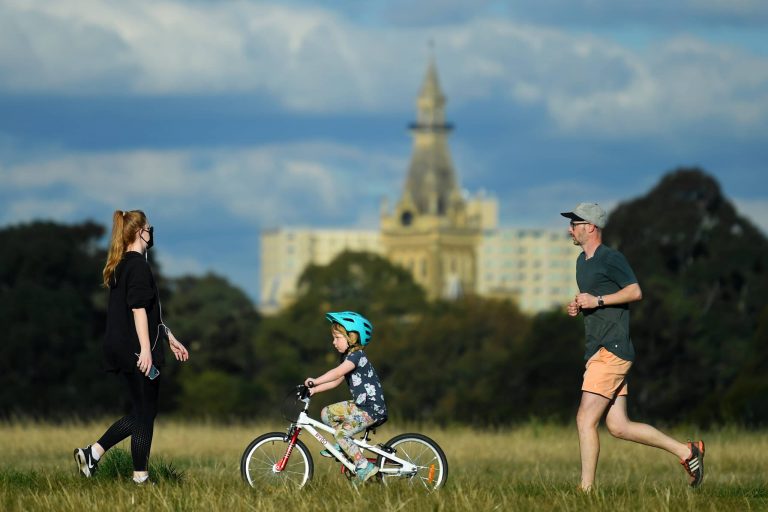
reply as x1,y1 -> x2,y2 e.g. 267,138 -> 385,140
252,250 -> 431,412
0,468 -> 42,488
95,447 -> 184,483
518,310 -> 583,420
385,297 -> 530,425
0,221 -> 120,417
1,168 -> 767,425
160,273 -> 263,416
606,168 -> 768,424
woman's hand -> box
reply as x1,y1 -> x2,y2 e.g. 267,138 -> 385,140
137,349 -> 153,377
168,332 -> 189,362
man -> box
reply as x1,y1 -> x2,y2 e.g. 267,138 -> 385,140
562,202 -> 704,491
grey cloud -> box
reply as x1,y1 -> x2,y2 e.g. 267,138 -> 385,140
503,0 -> 768,28
0,5 -> 139,92
0,1 -> 766,138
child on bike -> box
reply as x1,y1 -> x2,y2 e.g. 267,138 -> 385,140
304,311 -> 387,483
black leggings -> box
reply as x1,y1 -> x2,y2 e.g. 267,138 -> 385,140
97,371 -> 160,472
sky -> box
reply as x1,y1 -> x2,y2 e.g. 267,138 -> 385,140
1,0 -> 767,304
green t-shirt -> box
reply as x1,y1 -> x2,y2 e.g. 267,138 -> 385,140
576,244 -> 638,362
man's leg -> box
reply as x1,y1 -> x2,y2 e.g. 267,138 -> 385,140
604,396 -> 690,459
576,391 -> 611,491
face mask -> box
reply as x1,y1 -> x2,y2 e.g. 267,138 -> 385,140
141,226 -> 154,249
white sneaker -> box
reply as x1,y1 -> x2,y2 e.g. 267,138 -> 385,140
73,445 -> 99,477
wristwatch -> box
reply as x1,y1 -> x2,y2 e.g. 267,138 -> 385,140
597,295 -> 605,307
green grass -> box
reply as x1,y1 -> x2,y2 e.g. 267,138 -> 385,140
1,420 -> 766,511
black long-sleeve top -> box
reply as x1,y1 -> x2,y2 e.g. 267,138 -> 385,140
103,251 -> 165,373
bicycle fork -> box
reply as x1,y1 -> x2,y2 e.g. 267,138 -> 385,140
274,425 -> 302,472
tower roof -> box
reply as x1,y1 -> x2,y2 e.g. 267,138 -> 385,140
418,58 -> 445,105
400,58 -> 461,217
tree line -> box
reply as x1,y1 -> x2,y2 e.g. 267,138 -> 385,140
1,168 -> 766,426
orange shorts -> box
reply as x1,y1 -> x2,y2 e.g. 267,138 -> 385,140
582,347 -> 632,399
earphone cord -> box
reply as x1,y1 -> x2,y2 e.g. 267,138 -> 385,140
145,248 -> 170,352
152,299 -> 170,352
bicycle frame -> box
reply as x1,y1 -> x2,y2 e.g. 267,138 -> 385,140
277,394 -> 418,478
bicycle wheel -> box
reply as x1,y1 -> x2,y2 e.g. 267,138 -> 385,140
241,432 -> 314,489
377,433 -> 448,490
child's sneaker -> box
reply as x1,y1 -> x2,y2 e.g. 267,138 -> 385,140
73,445 -> 99,477
680,440 -> 705,487
355,461 -> 379,484
320,443 -> 341,458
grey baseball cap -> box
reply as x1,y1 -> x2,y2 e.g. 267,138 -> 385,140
560,202 -> 607,228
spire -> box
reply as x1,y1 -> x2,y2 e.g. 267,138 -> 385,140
413,55 -> 449,131
399,55 -> 460,217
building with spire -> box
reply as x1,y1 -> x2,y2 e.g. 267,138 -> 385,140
259,58 -> 579,313
380,58 -> 485,299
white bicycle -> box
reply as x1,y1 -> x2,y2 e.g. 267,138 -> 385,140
240,385 -> 448,490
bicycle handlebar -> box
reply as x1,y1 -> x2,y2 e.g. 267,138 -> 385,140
296,384 -> 312,400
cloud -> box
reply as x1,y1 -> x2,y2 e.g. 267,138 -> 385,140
502,0 -> 768,28
733,197 -> 768,235
498,180 -> 622,228
0,140 -> 406,301
1,0 -> 767,139
0,142 -> 403,228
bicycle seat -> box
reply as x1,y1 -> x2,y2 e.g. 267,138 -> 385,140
365,417 -> 387,433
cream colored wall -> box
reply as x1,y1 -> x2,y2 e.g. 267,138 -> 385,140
259,229 -> 381,313
477,228 -> 582,313
262,226 -> 580,314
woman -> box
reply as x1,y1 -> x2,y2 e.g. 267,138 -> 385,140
74,210 -> 189,484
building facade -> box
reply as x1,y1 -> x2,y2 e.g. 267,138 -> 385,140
477,228 -> 580,312
260,228 -> 381,313
259,60 -> 581,314
380,58 -> 482,300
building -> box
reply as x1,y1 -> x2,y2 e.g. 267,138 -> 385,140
478,228 -> 579,312
380,58 -> 483,300
259,59 -> 580,314
260,228 -> 381,313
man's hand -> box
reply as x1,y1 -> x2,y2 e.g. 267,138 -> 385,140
575,293 -> 599,310
567,300 -> 580,317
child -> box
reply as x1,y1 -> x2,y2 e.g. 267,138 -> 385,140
304,311 -> 387,483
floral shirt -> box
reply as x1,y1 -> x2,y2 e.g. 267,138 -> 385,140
344,350 -> 387,420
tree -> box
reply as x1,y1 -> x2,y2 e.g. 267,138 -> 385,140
252,251 -> 431,416
0,221 -> 119,416
162,273 -> 263,416
605,168 -> 768,423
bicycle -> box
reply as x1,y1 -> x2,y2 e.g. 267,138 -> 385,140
240,384 -> 448,490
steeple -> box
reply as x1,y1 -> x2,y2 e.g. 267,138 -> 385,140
400,57 -> 461,217
380,55 -> 480,301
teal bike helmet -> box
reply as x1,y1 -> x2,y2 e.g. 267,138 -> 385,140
326,311 -> 373,346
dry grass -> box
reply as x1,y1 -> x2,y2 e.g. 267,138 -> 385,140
1,419 -> 766,511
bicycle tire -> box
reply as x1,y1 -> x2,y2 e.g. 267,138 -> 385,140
241,432 -> 314,489
376,432 -> 448,490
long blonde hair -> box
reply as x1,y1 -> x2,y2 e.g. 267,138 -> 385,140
331,322 -> 362,353
102,210 -> 147,287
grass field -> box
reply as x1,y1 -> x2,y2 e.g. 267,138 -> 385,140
1,420 -> 766,511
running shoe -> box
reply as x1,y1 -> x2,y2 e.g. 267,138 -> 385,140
73,445 -> 99,477
680,440 -> 705,487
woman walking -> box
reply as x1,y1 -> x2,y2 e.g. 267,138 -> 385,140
74,210 -> 189,484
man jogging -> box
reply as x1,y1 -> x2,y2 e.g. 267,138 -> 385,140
562,202 -> 704,492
